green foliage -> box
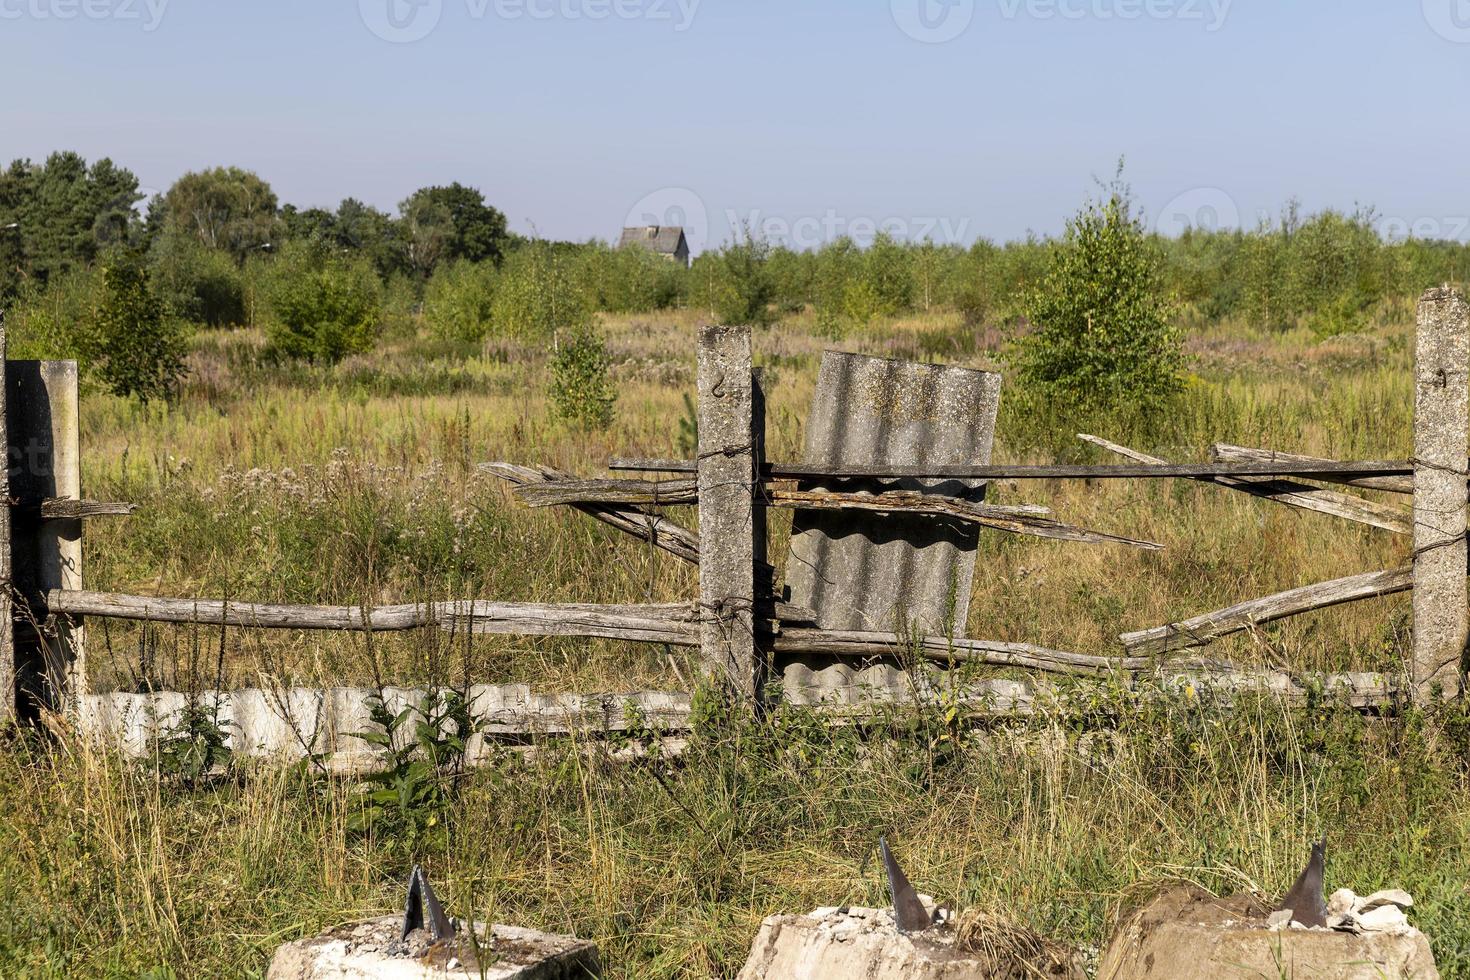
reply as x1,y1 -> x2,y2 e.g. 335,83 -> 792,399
157,166 -> 279,261
675,392 -> 698,456
399,183 -> 509,278
694,232 -> 776,327
859,232 -> 915,317
92,252 -> 188,402
491,241 -> 589,341
3,266 -> 97,362
350,692 -> 478,848
581,243 -> 683,313
0,151 -> 142,297
156,699 -> 233,787
548,321 -> 616,429
1011,173 -> 1184,416
423,259 -> 498,342
263,240 -> 382,362
147,233 -> 246,327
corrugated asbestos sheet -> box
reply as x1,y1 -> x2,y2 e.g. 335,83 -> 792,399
778,352 -> 1001,701
783,351 -> 1002,636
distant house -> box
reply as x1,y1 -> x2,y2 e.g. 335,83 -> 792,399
619,225 -> 691,268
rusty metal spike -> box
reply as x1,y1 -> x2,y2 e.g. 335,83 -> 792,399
1277,838 -> 1327,928
880,837 -> 933,934
401,865 -> 457,943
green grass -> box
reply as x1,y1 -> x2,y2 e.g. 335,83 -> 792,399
1,303 -> 1461,977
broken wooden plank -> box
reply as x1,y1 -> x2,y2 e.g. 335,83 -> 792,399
608,456 -> 1415,483
769,488 -> 1160,550
30,498 -> 137,519
47,590 -> 442,630
1209,444 -> 1413,495
515,477 -> 1154,548
438,601 -> 699,646
1080,434 -> 1411,535
513,477 -> 698,507
1119,566 -> 1413,656
773,630 -> 1168,676
482,462 -> 702,565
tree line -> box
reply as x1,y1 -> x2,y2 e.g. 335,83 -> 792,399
3,150 -> 1468,415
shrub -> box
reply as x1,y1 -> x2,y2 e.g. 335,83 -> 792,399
548,320 -> 615,429
860,232 -> 915,316
3,266 -> 97,362
582,243 -> 682,314
491,242 -> 588,341
1011,171 -> 1184,416
263,240 -> 382,362
92,251 -> 188,402
423,259 -> 497,342
694,232 -> 776,328
148,233 -> 246,327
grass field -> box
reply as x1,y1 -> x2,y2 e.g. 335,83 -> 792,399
4,303 -> 1467,978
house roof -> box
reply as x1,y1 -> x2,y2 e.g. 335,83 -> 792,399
619,225 -> 688,255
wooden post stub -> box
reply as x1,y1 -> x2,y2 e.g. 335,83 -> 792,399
1413,286 -> 1470,699
696,324 -> 760,699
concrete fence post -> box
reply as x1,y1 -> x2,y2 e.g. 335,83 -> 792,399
696,323 -> 762,700
4,355 -> 84,721
1412,286 -> 1470,700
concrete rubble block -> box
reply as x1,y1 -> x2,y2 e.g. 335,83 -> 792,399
1098,884 -> 1439,980
736,906 -> 1083,980
267,916 -> 600,980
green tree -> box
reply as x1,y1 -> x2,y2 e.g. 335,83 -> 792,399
399,183 -> 509,278
548,321 -> 616,429
694,230 -> 775,327
147,234 -> 247,327
1012,172 -> 1184,415
263,240 -> 382,362
92,252 -> 187,402
157,167 -> 279,260
859,232 -> 915,317
0,151 -> 143,296
491,242 -> 588,341
424,259 -> 498,342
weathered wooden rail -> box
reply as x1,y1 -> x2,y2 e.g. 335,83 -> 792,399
4,288 -> 1469,755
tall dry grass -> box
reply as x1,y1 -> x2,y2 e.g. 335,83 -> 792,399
1,305 -> 1457,978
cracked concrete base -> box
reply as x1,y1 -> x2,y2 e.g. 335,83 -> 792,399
1098,885 -> 1438,980
266,916 -> 599,979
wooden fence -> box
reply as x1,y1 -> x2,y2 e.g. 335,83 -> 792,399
2,288 -> 1468,759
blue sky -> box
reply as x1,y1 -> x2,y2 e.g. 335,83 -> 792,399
4,0 -> 1470,252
